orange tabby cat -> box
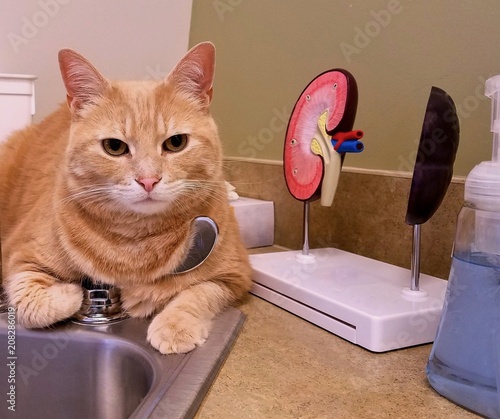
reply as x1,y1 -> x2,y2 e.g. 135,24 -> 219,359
0,42 -> 252,354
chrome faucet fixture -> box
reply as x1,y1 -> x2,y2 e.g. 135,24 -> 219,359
72,278 -> 127,325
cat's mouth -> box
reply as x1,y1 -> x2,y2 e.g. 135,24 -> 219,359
137,196 -> 162,205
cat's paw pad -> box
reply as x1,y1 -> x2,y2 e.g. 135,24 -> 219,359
147,312 -> 211,354
17,282 -> 83,328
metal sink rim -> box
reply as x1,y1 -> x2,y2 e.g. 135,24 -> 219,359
0,307 -> 245,419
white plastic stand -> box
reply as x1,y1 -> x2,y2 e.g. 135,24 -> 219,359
250,248 -> 448,352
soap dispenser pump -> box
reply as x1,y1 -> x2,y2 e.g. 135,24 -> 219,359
426,75 -> 500,419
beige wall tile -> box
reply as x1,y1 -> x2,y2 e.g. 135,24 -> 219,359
225,160 -> 464,279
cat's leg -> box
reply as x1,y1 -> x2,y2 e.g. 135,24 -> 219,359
121,285 -> 160,318
147,280 -> 233,354
5,267 -> 83,328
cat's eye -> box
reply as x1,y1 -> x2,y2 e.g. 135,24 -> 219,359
102,138 -> 129,156
163,134 -> 188,153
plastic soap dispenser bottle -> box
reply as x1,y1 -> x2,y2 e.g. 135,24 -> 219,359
426,75 -> 500,418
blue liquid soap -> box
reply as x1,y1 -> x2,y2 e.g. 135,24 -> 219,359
426,252 -> 500,418
427,74 -> 500,418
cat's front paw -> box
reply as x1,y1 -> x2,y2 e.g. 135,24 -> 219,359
147,311 -> 211,354
13,280 -> 83,328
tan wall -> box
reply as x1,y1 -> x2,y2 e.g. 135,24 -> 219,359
191,0 -> 500,177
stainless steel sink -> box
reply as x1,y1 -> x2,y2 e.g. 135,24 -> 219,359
0,308 -> 245,418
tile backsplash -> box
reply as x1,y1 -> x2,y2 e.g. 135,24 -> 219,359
224,159 -> 464,280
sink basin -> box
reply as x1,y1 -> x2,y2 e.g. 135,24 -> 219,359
0,307 -> 245,418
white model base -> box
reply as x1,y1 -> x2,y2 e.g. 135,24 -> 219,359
250,248 -> 448,352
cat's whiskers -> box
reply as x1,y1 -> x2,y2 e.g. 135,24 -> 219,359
58,180 -> 230,219
61,186 -> 114,205
180,180 -> 231,210
180,182 -> 225,203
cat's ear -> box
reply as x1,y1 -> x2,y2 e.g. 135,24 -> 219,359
166,42 -> 215,106
58,49 -> 110,114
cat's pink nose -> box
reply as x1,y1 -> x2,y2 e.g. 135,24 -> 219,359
136,177 -> 161,193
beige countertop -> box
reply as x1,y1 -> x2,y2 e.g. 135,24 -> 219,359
196,295 -> 478,418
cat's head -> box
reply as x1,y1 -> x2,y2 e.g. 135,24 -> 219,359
58,42 -> 222,217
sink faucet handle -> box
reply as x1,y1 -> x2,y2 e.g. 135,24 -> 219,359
73,277 -> 126,325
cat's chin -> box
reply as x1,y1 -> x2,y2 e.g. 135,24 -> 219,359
128,198 -> 171,215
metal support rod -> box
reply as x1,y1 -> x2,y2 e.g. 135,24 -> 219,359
410,224 -> 421,291
302,201 -> 310,255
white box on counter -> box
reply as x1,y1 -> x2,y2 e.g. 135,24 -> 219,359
230,197 -> 274,248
